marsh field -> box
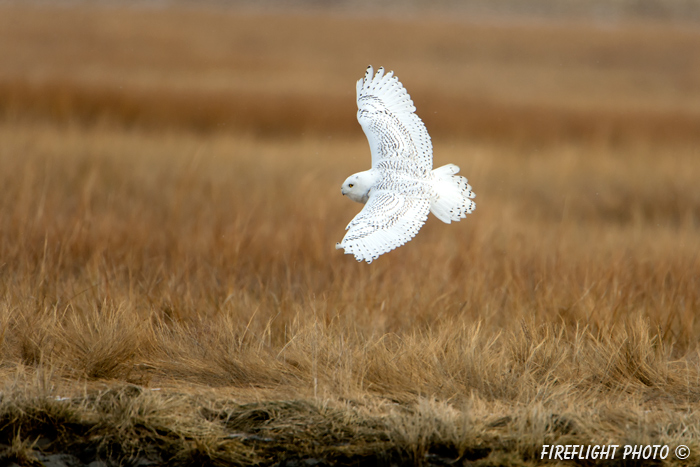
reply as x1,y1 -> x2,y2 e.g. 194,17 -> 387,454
1,3 -> 700,466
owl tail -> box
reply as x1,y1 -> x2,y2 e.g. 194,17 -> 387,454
429,164 -> 476,224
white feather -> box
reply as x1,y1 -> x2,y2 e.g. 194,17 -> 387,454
337,66 -> 476,263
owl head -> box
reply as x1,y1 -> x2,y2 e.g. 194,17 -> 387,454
341,170 -> 376,204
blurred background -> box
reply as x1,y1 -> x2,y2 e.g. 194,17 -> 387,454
2,0 -> 700,337
1,0 -> 700,371
2,0 -> 700,142
2,4 -> 700,461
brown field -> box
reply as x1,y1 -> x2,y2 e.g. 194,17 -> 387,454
1,3 -> 700,466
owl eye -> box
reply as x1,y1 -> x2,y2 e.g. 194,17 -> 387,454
348,183 -> 354,188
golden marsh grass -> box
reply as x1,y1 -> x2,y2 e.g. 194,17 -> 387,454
1,4 -> 700,466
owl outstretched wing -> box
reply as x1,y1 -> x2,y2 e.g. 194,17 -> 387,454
335,188 -> 431,264
356,66 -> 433,178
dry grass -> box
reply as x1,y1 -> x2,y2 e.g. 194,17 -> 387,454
2,121 -> 699,465
1,3 -> 700,466
1,5 -> 700,141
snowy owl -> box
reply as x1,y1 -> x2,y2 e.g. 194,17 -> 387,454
336,65 -> 476,263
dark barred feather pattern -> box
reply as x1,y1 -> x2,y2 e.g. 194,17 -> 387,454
337,66 -> 475,263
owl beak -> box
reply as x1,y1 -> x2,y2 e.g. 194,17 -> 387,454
341,187 -> 347,196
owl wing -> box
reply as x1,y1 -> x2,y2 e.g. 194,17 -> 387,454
356,66 -> 433,178
335,185 -> 431,264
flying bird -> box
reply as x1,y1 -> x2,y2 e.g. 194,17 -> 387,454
336,66 -> 476,263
